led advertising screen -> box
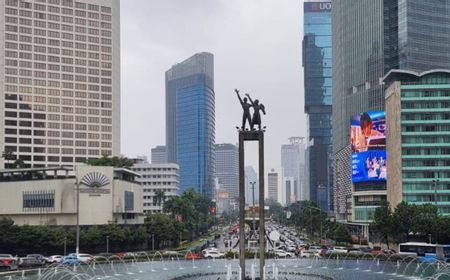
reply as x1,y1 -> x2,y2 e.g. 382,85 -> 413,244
351,111 -> 386,183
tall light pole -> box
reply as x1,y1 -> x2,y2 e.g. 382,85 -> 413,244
75,167 -> 80,255
152,234 -> 155,251
306,205 -> 323,244
106,235 -> 110,254
63,236 -> 67,256
250,181 -> 256,238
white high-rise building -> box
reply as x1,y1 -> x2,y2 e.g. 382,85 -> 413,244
267,169 -> 278,203
131,162 -> 179,214
1,0 -> 120,168
281,137 -> 306,205
215,143 -> 238,200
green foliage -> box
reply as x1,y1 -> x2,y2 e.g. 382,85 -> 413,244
164,188 -> 215,241
372,201 -> 394,248
0,220 -> 148,255
329,223 -> 351,244
282,200 -> 328,241
85,155 -> 134,168
371,202 -> 450,244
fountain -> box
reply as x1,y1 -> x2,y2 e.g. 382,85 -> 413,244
1,253 -> 450,280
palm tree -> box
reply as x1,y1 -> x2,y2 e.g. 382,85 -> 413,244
154,190 -> 166,209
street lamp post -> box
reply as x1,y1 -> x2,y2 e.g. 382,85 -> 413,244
75,167 -> 80,256
63,236 -> 67,256
306,205 -> 323,244
106,235 -> 110,254
250,181 -> 256,238
152,234 -> 155,251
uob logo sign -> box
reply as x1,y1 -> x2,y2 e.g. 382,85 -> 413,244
306,2 -> 331,12
319,3 -> 332,10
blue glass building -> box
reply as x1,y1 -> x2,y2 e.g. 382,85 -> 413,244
302,1 -> 333,212
165,53 -> 215,198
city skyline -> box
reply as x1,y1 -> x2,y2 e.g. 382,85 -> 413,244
120,0 -> 306,170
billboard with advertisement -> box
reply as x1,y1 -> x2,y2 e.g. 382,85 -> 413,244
350,111 -> 386,183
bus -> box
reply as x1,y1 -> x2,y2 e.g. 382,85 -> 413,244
398,242 -> 450,262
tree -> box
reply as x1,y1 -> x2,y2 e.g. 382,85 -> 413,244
329,223 -> 351,244
393,202 -> 417,242
372,201 -> 394,249
153,190 -> 166,207
85,155 -> 134,168
411,204 -> 438,242
164,188 -> 215,240
145,213 -> 178,249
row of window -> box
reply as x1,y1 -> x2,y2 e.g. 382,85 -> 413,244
23,190 -> 55,210
133,168 -> 178,172
404,195 -> 450,202
6,0 -> 112,14
403,124 -> 450,132
6,101 -> 112,110
403,171 -> 450,179
4,103 -> 111,114
5,95 -> 112,106
140,182 -> 176,186
403,101 -> 450,109
5,24 -> 112,37
5,7 -> 112,22
139,174 -> 178,179
6,15 -> 112,29
6,44 -> 112,55
15,152 -> 111,162
5,110 -> 112,119
5,143 -> 112,153
403,147 -> 450,155
5,120 -> 111,127
403,136 -> 450,144
5,51 -> 112,63
6,70 -> 112,80
402,112 -> 450,121
5,83 -> 112,94
5,59 -> 112,71
402,90 -> 450,98
6,77 -> 111,86
403,159 -> 450,167
6,32 -> 112,45
4,136 -> 111,146
143,189 -> 177,193
5,132 -> 112,143
403,183 -> 450,191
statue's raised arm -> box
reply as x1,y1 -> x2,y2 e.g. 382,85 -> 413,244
236,89 -> 252,130
235,89 -> 244,105
245,93 -> 255,105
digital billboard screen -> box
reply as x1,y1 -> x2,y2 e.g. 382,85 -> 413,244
350,111 -> 386,183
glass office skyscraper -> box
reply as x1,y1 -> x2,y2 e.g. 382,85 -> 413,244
303,1 -> 332,212
165,53 -> 215,198
332,0 -> 450,222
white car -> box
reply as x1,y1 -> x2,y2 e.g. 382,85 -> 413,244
274,249 -> 293,258
46,255 -> 63,263
203,251 -> 224,259
329,246 -> 347,254
71,253 -> 92,263
306,246 -> 321,253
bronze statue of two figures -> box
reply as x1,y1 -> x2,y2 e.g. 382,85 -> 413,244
235,89 -> 266,131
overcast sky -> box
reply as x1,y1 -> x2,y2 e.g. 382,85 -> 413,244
120,0 -> 306,172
